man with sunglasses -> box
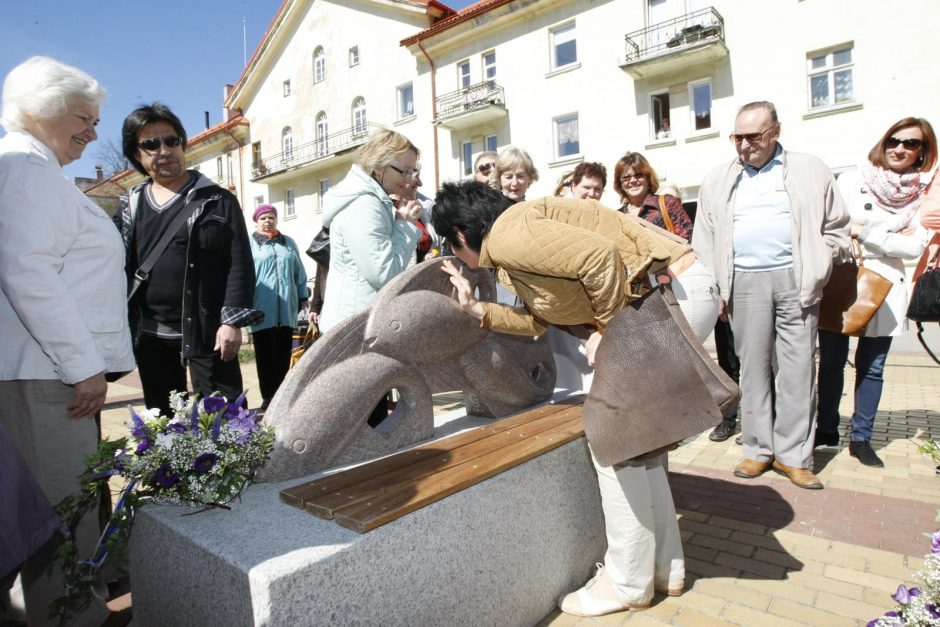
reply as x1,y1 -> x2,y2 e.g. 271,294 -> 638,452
115,103 -> 258,416
473,151 -> 497,184
693,101 -> 850,489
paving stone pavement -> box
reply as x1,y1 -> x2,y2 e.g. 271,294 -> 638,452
100,349 -> 940,626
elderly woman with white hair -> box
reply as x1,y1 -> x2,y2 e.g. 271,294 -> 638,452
490,145 -> 539,202
0,56 -> 134,626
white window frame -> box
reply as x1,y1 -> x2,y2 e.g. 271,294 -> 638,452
254,195 -> 264,208
352,97 -> 367,135
461,141 -> 474,177
318,179 -> 330,213
315,111 -> 329,156
349,46 -> 359,67
458,60 -> 471,89
687,78 -> 713,134
314,47 -> 326,83
807,44 -> 855,111
650,90 -> 671,141
281,127 -> 293,159
550,22 -> 578,70
482,51 -> 496,82
285,189 -> 296,219
554,113 -> 580,160
485,135 -> 498,153
397,82 -> 414,120
282,79 -> 291,97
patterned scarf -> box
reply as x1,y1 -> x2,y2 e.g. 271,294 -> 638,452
861,162 -> 921,217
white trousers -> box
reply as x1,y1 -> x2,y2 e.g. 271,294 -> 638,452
591,449 -> 685,605
672,259 -> 720,342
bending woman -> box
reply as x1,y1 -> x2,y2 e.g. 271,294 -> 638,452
816,117 -> 937,466
433,181 -> 691,616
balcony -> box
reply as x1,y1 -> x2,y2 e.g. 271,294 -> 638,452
620,7 -> 728,79
434,81 -> 507,131
251,122 -> 384,182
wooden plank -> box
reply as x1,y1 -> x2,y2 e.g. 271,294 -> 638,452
303,405 -> 583,519
279,398 -> 581,508
332,416 -> 585,533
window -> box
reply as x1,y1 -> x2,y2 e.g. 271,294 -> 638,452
282,79 -> 291,97
285,189 -> 296,218
554,114 -> 580,158
349,46 -> 359,67
254,196 -> 264,208
458,61 -> 471,89
216,157 -> 224,180
551,23 -> 577,69
316,111 -> 329,156
318,179 -> 330,213
808,45 -> 854,109
485,135 -> 498,152
352,97 -> 367,134
462,141 -> 473,176
482,51 -> 496,82
650,91 -> 670,140
397,83 -> 414,119
251,141 -> 261,166
314,47 -> 325,83
688,79 -> 712,132
282,127 -> 293,159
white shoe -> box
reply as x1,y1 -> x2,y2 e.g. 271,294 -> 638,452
558,563 -> 651,617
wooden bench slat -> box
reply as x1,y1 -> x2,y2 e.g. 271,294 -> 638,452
302,405 -> 583,519
280,398 -> 582,508
331,416 -> 585,533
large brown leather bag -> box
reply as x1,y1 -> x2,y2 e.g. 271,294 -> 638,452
582,284 -> 739,467
818,239 -> 892,337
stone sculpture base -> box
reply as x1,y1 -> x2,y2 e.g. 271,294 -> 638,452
128,409 -> 606,627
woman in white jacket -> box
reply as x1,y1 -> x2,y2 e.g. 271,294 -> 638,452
816,117 -> 937,467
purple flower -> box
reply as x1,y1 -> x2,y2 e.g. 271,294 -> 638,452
891,584 -> 917,605
931,530 -> 940,555
153,464 -> 180,488
199,395 -> 227,416
193,453 -> 218,474
227,409 -> 260,445
928,604 -> 940,619
190,399 -> 200,431
224,391 -> 249,420
129,407 -> 148,439
909,587 -> 921,597
136,439 -> 151,454
211,412 -> 223,441
166,423 -> 187,434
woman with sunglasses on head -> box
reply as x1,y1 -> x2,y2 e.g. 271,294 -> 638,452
816,118 -> 937,467
490,145 -> 538,202
612,152 -> 719,341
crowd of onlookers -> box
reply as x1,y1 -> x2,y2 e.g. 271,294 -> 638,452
3,53 -> 939,622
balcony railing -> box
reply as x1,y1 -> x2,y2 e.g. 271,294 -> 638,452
434,81 -> 506,123
624,7 -> 724,64
251,122 -> 384,180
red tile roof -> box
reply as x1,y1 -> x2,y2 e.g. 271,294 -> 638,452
401,0 -> 513,46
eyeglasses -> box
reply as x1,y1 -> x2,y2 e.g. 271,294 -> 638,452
619,174 -> 646,183
138,135 -> 183,151
387,164 -> 421,179
884,136 -> 924,151
729,126 -> 776,145
477,162 -> 495,174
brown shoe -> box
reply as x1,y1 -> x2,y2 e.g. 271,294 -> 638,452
772,460 -> 823,489
733,458 -> 772,478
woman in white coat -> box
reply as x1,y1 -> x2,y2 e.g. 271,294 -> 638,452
816,117 -> 937,467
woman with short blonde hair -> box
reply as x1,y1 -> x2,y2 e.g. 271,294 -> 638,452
490,145 -> 538,201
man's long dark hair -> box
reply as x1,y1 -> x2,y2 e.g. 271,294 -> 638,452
432,181 -> 514,252
121,102 -> 188,175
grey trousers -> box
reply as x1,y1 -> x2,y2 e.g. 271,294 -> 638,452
728,269 -> 819,469
0,379 -> 109,627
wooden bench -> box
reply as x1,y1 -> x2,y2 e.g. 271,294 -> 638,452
280,396 -> 585,533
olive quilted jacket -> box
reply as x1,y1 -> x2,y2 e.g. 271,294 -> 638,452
478,197 -> 690,335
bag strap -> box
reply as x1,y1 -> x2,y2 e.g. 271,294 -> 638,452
915,321 -> 940,365
128,203 -> 193,301
849,237 -> 864,265
658,196 -> 676,234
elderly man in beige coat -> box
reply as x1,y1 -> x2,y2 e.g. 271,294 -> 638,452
693,101 -> 850,489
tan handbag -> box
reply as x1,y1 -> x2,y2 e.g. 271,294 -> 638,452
818,239 -> 892,337
289,322 -> 320,369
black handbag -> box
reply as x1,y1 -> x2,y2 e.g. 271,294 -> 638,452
305,227 -> 330,266
907,249 -> 940,364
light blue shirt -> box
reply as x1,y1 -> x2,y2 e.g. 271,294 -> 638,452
732,145 -> 793,271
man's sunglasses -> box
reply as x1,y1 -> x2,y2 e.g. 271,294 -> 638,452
729,126 -> 776,145
138,135 -> 183,151
477,162 -> 495,174
884,136 -> 924,151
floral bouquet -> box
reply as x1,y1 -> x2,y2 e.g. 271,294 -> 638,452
869,521 -> 940,626
51,391 -> 274,622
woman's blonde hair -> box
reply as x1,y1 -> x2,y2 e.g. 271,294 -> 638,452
356,129 -> 419,176
489,146 -> 539,188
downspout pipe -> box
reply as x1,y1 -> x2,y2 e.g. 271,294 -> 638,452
416,38 -> 440,191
